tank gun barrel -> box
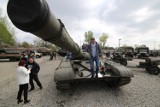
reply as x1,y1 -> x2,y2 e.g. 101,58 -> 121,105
7,0 -> 89,59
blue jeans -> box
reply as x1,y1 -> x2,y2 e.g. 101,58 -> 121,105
90,56 -> 99,78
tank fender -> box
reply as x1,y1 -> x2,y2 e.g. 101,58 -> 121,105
106,61 -> 134,77
54,68 -> 74,82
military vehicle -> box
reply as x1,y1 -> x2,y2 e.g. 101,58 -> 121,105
7,0 -> 133,90
102,47 -> 116,57
0,47 -> 21,61
138,58 -> 160,75
135,47 -> 149,59
37,47 -> 52,56
117,46 -> 134,60
57,49 -> 68,57
111,52 -> 127,66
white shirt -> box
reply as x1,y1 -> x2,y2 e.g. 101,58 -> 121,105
16,66 -> 30,85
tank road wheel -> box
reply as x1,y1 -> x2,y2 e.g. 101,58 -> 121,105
149,67 -> 160,75
120,61 -> 127,66
56,82 -> 71,90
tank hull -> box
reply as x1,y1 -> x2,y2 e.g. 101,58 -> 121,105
54,59 -> 133,90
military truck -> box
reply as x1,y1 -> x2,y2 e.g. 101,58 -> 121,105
102,47 -> 116,57
0,48 -> 21,61
135,47 -> 149,59
36,47 -> 52,56
117,46 -> 134,60
7,0 -> 134,90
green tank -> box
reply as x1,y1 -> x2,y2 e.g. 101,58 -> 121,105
7,0 -> 133,90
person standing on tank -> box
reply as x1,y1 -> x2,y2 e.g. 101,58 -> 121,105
87,37 -> 102,78
26,57 -> 43,91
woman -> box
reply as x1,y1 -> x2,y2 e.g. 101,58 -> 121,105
16,60 -> 31,104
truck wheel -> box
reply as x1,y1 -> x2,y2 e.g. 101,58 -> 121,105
150,67 -> 160,75
145,67 -> 152,74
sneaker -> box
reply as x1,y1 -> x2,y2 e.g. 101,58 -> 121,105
29,88 -> 34,92
40,86 -> 43,90
17,100 -> 23,104
91,76 -> 94,78
24,100 -> 30,104
95,75 -> 98,78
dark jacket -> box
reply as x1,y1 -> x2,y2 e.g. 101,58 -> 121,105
87,42 -> 102,57
26,61 -> 40,75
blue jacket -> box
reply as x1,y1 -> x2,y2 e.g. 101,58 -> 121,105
87,42 -> 102,57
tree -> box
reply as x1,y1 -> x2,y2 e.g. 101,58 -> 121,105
33,37 -> 59,50
121,44 -> 130,47
33,37 -> 46,47
134,44 -> 139,48
99,33 -> 108,49
84,31 -> 94,43
20,41 -> 30,48
140,45 -> 146,47
0,22 -> 16,45
0,8 -> 16,46
46,44 -> 58,51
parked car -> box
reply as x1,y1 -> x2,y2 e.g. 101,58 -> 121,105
30,51 -> 42,58
34,51 -> 42,58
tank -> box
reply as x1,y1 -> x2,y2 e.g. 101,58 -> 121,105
7,0 -> 134,90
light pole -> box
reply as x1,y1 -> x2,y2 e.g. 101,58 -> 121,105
119,39 -> 121,48
154,41 -> 156,50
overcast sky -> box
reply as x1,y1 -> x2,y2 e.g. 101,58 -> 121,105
0,0 -> 160,50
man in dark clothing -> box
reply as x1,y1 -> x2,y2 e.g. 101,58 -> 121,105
53,51 -> 57,59
26,57 -> 42,91
50,52 -> 54,60
87,37 -> 102,78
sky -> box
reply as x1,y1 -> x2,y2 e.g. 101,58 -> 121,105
0,0 -> 160,50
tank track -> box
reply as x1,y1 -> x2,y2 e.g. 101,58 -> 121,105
56,82 -> 71,90
118,77 -> 132,86
56,77 -> 132,90
107,77 -> 132,87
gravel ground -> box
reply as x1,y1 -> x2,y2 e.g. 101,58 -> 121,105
0,56 -> 160,107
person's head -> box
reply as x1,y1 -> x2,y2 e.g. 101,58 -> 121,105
91,37 -> 96,44
28,57 -> 34,63
18,60 -> 26,66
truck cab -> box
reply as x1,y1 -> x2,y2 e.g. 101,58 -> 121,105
135,47 -> 149,58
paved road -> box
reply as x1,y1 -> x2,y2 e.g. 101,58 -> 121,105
0,56 -> 160,107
